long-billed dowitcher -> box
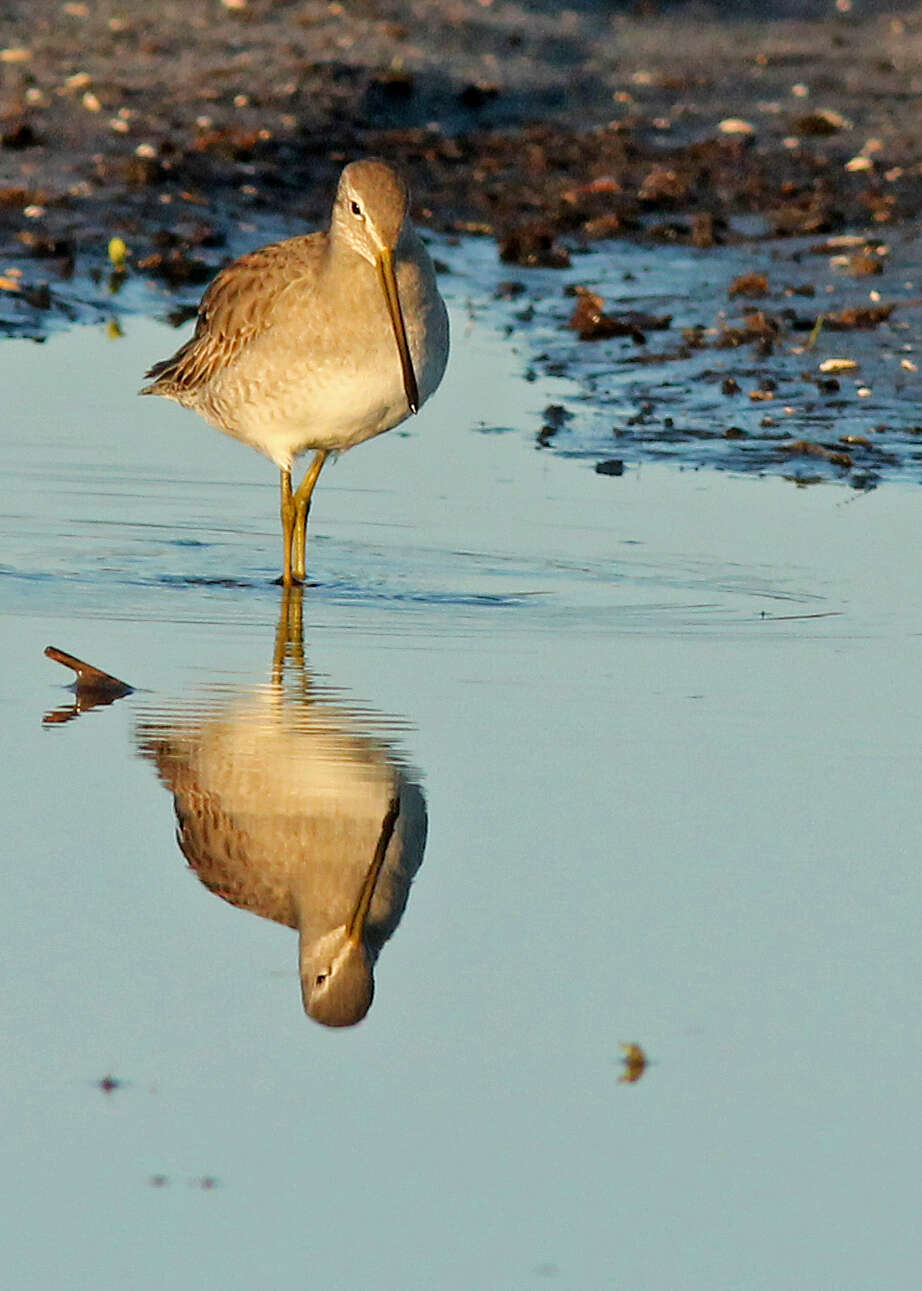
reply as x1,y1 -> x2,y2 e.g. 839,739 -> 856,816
136,589 -> 427,1027
141,159 -> 449,585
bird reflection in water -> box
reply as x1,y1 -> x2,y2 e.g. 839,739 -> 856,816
135,588 -> 427,1027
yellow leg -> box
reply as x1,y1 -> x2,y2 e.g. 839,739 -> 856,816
280,467 -> 297,587
292,450 -> 329,581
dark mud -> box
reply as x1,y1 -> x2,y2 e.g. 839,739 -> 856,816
490,225 -> 922,489
3,0 -> 922,482
4,1 -> 922,303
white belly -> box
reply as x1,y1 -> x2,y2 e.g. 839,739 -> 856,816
202,247 -> 449,470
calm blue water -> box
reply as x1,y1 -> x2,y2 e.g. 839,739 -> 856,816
1,257 -> 920,1289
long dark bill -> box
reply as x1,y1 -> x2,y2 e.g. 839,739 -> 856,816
377,249 -> 420,414
347,796 -> 401,945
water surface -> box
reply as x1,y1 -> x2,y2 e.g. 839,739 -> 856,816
1,264 -> 920,1289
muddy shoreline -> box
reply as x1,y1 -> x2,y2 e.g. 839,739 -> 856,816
2,2 -> 922,332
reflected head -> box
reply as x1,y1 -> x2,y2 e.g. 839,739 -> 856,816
301,930 -> 375,1028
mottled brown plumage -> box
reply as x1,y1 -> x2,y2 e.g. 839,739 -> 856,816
137,682 -> 427,1028
143,236 -> 325,404
141,159 -> 449,584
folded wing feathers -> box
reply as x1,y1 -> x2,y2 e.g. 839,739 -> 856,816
141,235 -> 323,397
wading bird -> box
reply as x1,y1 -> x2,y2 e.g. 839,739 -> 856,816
141,159 -> 449,584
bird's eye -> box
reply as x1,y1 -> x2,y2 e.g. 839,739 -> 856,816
350,200 -> 363,219
315,973 -> 327,986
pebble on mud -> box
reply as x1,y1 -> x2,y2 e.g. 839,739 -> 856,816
718,118 -> 756,135
715,310 -> 779,350
841,254 -> 883,276
793,108 -> 851,135
819,357 -> 858,372
638,167 -> 690,204
499,223 -> 570,269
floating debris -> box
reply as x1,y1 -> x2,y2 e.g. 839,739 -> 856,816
729,272 -> 768,298
45,646 -> 133,698
823,305 -> 894,329
537,403 -> 572,446
778,439 -> 853,468
44,646 -> 134,725
840,254 -> 883,277
714,310 -> 779,350
619,1043 -> 648,1084
569,286 -> 670,342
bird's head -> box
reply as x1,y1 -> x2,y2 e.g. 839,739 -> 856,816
334,158 -> 409,260
332,159 -> 419,414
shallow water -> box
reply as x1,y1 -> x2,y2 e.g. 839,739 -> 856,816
2,257 -> 921,1289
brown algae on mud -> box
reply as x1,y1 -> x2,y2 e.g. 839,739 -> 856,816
498,229 -> 922,490
4,1 -> 922,327
2,2 -> 922,487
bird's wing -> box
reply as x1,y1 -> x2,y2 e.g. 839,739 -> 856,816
139,734 -> 300,929
141,233 -> 324,394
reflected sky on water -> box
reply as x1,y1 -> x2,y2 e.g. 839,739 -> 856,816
1,280 -> 921,1289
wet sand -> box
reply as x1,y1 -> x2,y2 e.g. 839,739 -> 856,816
2,0 -> 922,329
